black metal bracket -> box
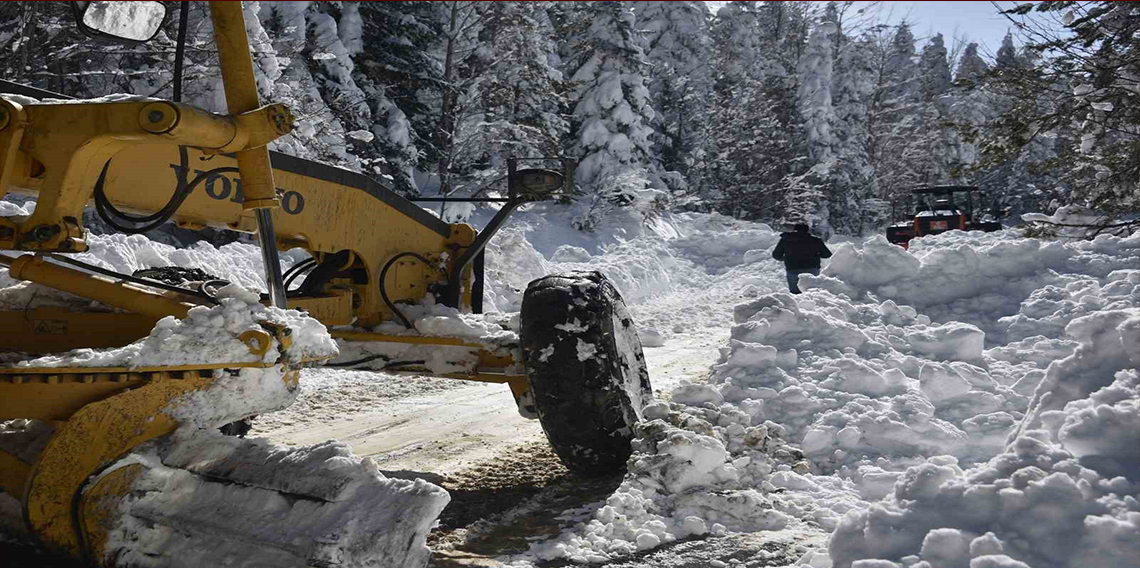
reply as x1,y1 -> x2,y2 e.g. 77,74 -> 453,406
438,157 -> 574,309
440,197 -> 523,308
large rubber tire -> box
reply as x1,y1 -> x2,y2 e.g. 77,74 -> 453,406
521,271 -> 652,475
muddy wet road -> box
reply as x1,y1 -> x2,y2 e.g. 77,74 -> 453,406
426,441 -> 623,566
422,439 -> 826,568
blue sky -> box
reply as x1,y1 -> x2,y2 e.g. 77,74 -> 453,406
846,1 -> 1024,55
705,1 -> 1048,60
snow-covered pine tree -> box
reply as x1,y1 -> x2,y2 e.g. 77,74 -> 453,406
941,85 -> 996,184
436,0 -> 568,217
864,22 -> 929,206
954,42 -> 988,86
562,1 -> 668,231
977,29 -> 1056,216
420,1 -> 487,201
831,22 -> 883,235
466,1 -> 566,159
789,10 -> 841,233
936,40 -> 995,186
332,2 -> 419,191
757,1 -> 813,81
691,1 -> 804,222
884,23 -> 920,104
757,1 -> 816,227
994,32 -> 1020,71
919,33 -> 953,100
787,2 -> 884,236
913,33 -> 964,189
633,1 -> 710,182
354,1 -> 445,195
253,2 -> 365,169
710,1 -> 764,82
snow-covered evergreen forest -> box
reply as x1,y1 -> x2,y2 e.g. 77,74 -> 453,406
1,1 -> 1135,236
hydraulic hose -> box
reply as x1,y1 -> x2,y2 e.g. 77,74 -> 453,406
377,252 -> 448,329
283,257 -> 318,292
93,146 -> 238,234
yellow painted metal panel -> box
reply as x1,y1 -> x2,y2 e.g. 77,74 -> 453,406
329,329 -> 487,349
287,288 -> 353,326
0,308 -> 155,353
13,142 -> 469,326
1,99 -> 478,326
0,447 -> 31,500
0,374 -> 144,421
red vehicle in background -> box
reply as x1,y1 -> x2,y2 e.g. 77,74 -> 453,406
886,186 -> 1005,249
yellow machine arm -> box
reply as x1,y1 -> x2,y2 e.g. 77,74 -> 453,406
0,1 -> 480,329
0,98 -> 478,327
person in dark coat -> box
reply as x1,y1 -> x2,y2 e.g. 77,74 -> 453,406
772,223 -> 832,294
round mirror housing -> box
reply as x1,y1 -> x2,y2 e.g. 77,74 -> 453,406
74,1 -> 167,43
511,168 -> 564,200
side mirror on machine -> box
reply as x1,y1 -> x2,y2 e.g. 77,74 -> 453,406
508,157 -> 575,203
73,1 -> 167,43
512,168 -> 563,201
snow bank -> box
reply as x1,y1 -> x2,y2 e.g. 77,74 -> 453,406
482,217 -> 687,313
816,230 -> 1140,343
507,224 -> 1139,567
484,226 -> 552,313
510,400 -> 809,564
484,209 -> 787,343
828,303 -> 1139,568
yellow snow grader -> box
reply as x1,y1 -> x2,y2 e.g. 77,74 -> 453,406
0,2 -> 651,566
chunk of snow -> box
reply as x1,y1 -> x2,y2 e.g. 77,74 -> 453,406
346,129 -> 374,142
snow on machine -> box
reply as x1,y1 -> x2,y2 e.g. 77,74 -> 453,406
0,2 -> 651,566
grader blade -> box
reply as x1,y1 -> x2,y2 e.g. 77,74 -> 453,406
2,365 -> 450,568
0,276 -> 449,567
82,434 -> 450,568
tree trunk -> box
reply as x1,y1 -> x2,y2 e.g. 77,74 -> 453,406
436,1 -> 460,198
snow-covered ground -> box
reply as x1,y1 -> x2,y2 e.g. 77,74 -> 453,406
3,198 -> 1138,568
484,210 -> 1139,568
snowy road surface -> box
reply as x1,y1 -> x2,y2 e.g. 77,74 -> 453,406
250,331 -> 750,567
257,378 -> 542,478
253,332 -> 725,482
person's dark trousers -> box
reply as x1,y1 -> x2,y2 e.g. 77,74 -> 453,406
785,268 -> 820,294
